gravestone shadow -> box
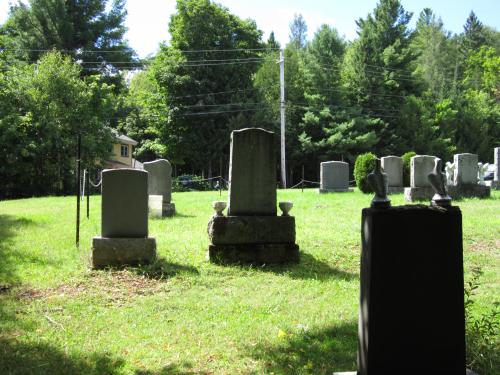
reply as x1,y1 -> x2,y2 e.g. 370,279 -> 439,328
135,361 -> 197,375
236,252 -> 358,281
133,257 -> 199,280
0,337 -> 125,375
248,321 -> 358,374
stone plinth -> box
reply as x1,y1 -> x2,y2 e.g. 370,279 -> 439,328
101,168 -> 148,238
91,237 -> 156,269
319,161 -> 352,192
405,184 -> 490,202
228,128 -> 276,216
454,153 -> 478,186
381,156 -> 403,190
359,205 -> 465,375
149,195 -> 176,218
410,155 -> 436,188
208,243 -> 299,264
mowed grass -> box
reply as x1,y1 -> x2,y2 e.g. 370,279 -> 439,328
0,189 -> 499,374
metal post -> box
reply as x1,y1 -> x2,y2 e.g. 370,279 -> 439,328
302,165 -> 305,193
279,49 -> 287,189
219,157 -> 222,197
76,134 -> 81,247
86,169 -> 90,219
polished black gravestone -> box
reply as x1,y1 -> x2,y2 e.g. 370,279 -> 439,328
358,205 -> 465,375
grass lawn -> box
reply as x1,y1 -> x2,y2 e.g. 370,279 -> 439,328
0,189 -> 499,374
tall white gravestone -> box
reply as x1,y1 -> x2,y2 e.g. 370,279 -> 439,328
208,128 -> 299,264
404,155 -> 437,202
143,159 -> 175,217
453,153 -> 478,186
319,161 -> 352,193
381,156 -> 403,193
491,147 -> 500,190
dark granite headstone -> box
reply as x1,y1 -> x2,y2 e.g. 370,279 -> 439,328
359,205 -> 465,375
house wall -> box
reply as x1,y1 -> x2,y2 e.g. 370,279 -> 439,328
111,143 -> 133,166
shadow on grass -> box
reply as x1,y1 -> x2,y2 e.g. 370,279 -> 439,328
0,338 -> 125,375
241,252 -> 358,281
249,321 -> 358,374
135,361 -> 198,375
133,257 -> 200,280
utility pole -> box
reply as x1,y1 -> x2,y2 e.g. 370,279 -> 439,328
278,49 -> 287,188
76,134 -> 81,247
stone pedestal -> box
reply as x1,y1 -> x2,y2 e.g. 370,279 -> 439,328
207,215 -> 299,264
91,237 -> 156,269
319,187 -> 354,193
149,195 -> 176,218
405,184 -> 490,202
358,205 -> 465,375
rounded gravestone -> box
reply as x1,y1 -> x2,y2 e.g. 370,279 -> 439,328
143,159 -> 172,203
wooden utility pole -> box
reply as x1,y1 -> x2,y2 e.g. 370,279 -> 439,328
278,49 -> 286,188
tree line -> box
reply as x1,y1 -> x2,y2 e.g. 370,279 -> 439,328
0,0 -> 499,198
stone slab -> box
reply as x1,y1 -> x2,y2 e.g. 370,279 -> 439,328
454,153 -> 478,185
143,159 -> 172,203
381,155 -> 403,187
149,195 -> 176,218
494,147 -> 499,181
208,215 -> 295,245
410,155 -> 436,187
101,168 -> 148,238
228,128 -> 276,216
91,237 -> 156,269
405,184 -> 490,202
208,243 -> 299,264
359,206 -> 465,375
319,188 -> 354,193
320,161 -> 350,191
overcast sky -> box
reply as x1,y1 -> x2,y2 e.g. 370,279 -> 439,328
1,0 -> 499,58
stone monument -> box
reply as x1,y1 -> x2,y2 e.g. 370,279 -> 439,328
319,161 -> 353,193
143,159 -> 175,217
381,155 -> 403,194
448,153 -> 490,198
207,128 -> 299,263
491,147 -> 500,189
91,169 -> 156,268
404,155 -> 436,201
477,163 -> 489,185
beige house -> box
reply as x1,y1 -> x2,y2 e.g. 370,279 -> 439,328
106,130 -> 143,169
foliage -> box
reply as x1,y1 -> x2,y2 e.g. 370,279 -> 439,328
464,268 -> 500,374
172,175 -> 213,192
354,152 -> 377,193
289,14 -> 308,49
401,151 -> 416,187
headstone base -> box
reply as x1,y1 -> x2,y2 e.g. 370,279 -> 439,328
404,184 -> 491,202
149,195 -> 176,218
207,215 -> 299,263
387,186 -> 404,194
91,237 -> 156,269
318,188 -> 354,193
488,180 -> 499,190
208,243 -> 299,264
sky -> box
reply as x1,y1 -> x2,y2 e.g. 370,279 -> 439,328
1,0 -> 499,58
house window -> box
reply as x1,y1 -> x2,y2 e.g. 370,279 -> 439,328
120,144 -> 129,157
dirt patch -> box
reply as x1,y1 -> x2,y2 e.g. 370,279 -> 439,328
15,270 -> 166,304
467,239 -> 500,255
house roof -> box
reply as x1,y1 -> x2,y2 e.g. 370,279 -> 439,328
111,129 -> 138,146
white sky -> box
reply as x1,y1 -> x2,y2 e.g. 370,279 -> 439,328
1,0 -> 499,58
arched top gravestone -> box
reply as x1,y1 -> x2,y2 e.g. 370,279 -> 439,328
227,128 -> 276,216
143,159 -> 172,203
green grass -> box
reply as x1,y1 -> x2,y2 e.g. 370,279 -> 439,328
0,189 -> 499,374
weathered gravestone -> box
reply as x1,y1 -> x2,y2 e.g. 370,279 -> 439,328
491,147 -> 500,189
448,153 -> 490,198
208,128 -> 299,264
381,155 -> 403,194
319,161 -> 353,193
404,155 -> 436,201
91,169 -> 156,268
143,159 -> 175,217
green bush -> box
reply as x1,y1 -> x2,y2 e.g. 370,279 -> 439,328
402,151 -> 416,187
172,175 -> 212,192
354,152 -> 377,193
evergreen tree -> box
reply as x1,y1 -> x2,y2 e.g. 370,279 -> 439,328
461,11 -> 487,55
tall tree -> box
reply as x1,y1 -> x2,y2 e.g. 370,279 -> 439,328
1,0 -> 136,76
289,14 -> 308,49
461,11 -> 487,55
151,0 -> 264,176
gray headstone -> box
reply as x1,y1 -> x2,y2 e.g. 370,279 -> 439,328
454,153 -> 478,185
494,147 -> 499,181
227,128 -> 276,216
101,168 -> 148,238
320,161 -> 349,191
143,159 -> 172,203
381,156 -> 403,187
410,155 -> 436,188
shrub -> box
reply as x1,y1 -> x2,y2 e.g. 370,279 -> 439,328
402,151 -> 416,187
172,175 -> 212,192
465,268 -> 500,374
354,152 -> 377,193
